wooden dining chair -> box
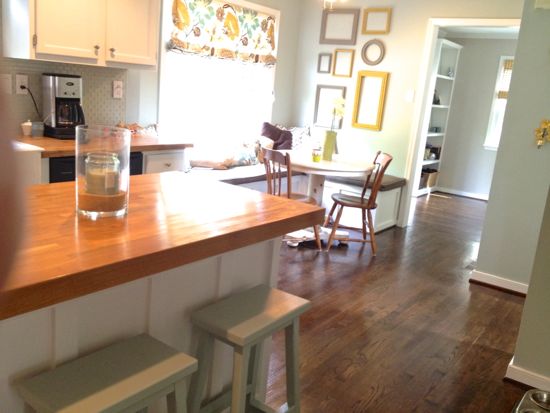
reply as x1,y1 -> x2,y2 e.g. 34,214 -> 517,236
263,148 -> 322,250
323,151 -> 393,255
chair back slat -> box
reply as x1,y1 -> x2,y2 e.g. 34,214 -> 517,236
361,151 -> 393,208
263,148 -> 292,197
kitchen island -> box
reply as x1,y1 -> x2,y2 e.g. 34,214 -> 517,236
0,172 -> 324,412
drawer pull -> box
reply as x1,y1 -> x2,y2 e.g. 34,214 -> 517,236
164,163 -> 172,168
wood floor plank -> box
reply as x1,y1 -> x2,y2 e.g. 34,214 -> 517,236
267,194 -> 527,412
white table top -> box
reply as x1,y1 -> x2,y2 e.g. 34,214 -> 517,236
285,151 -> 374,178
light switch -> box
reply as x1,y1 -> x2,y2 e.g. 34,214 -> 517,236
0,74 -> 11,94
113,80 -> 123,99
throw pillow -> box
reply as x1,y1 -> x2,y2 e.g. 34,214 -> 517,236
261,122 -> 292,150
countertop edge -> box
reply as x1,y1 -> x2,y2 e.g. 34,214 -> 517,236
0,208 -> 323,320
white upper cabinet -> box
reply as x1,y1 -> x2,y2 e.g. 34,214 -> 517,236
35,0 -> 105,61
2,0 -> 160,67
106,0 -> 159,66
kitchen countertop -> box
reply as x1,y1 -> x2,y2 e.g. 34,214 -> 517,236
16,135 -> 193,158
0,172 -> 323,320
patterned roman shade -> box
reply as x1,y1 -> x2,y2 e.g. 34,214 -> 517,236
169,0 -> 277,65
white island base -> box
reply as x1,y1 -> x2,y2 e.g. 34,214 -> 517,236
0,239 -> 281,412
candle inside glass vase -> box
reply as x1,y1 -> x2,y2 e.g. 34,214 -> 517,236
76,126 -> 130,218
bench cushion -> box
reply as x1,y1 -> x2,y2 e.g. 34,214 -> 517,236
327,174 -> 406,191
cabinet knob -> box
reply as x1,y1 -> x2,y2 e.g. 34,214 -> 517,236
164,163 -> 172,168
110,47 -> 116,58
94,45 -> 100,55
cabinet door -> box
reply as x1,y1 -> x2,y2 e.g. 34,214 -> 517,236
144,152 -> 185,174
106,0 -> 160,66
35,0 -> 105,60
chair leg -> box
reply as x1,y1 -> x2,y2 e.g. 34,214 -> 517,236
367,209 -> 377,256
285,319 -> 301,412
326,205 -> 344,251
167,380 -> 188,413
324,202 -> 337,227
231,345 -> 251,413
187,332 -> 215,413
313,225 -> 322,251
361,209 -> 367,241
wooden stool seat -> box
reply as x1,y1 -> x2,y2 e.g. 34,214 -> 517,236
188,285 -> 311,413
18,334 -> 197,413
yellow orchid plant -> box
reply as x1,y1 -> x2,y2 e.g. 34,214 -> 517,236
535,119 -> 550,149
331,97 -> 346,131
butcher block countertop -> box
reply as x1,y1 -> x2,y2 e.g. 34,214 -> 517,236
16,135 -> 193,158
1,172 -> 323,320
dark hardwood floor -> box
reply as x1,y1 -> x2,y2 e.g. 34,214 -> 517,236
267,193 -> 527,412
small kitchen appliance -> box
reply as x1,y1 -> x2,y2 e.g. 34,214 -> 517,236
42,73 -> 85,139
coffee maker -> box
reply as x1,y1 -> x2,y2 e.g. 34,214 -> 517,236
42,73 -> 85,139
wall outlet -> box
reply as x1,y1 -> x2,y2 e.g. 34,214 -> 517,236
15,74 -> 28,95
113,80 -> 123,99
0,74 -> 11,95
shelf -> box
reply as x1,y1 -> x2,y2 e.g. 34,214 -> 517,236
432,104 -> 450,109
422,159 -> 440,166
427,133 -> 445,138
436,74 -> 454,81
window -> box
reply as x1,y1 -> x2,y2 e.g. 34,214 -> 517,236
484,57 -> 514,150
158,53 -> 275,148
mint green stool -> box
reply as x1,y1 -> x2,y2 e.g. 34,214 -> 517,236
17,334 -> 197,413
188,285 -> 311,413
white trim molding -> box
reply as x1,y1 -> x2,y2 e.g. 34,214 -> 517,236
436,187 -> 489,201
470,270 -> 529,294
507,357 -> 550,391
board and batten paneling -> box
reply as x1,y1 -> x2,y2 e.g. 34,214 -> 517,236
0,239 -> 280,413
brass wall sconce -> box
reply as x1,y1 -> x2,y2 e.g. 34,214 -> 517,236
535,119 -> 550,149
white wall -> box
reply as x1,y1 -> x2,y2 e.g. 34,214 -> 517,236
291,0 -> 524,177
474,0 -> 550,289
437,37 -> 517,198
507,186 -> 550,390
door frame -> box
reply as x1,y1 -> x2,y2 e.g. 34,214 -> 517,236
398,18 -> 521,227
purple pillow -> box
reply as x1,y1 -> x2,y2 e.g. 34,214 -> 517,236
261,122 -> 292,150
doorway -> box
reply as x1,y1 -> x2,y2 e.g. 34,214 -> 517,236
399,18 -> 521,227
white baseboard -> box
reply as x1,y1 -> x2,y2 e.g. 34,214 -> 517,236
506,357 -> 550,391
470,270 -> 529,294
436,187 -> 489,201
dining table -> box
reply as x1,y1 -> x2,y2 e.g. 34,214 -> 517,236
280,151 -> 374,246
285,151 -> 375,205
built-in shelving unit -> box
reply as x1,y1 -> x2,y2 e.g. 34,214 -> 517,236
415,39 -> 462,196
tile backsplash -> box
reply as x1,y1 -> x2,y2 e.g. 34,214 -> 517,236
0,58 -> 127,137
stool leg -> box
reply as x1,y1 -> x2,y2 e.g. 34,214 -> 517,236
231,345 -> 251,413
188,332 -> 215,413
285,319 -> 301,412
167,380 -> 188,413
248,342 -> 264,405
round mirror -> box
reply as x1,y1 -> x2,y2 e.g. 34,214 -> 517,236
361,39 -> 385,66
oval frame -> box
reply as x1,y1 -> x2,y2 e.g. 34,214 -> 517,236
361,39 -> 385,66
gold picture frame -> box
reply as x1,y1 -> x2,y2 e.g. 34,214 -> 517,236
362,8 -> 392,35
352,71 -> 390,131
332,49 -> 355,78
